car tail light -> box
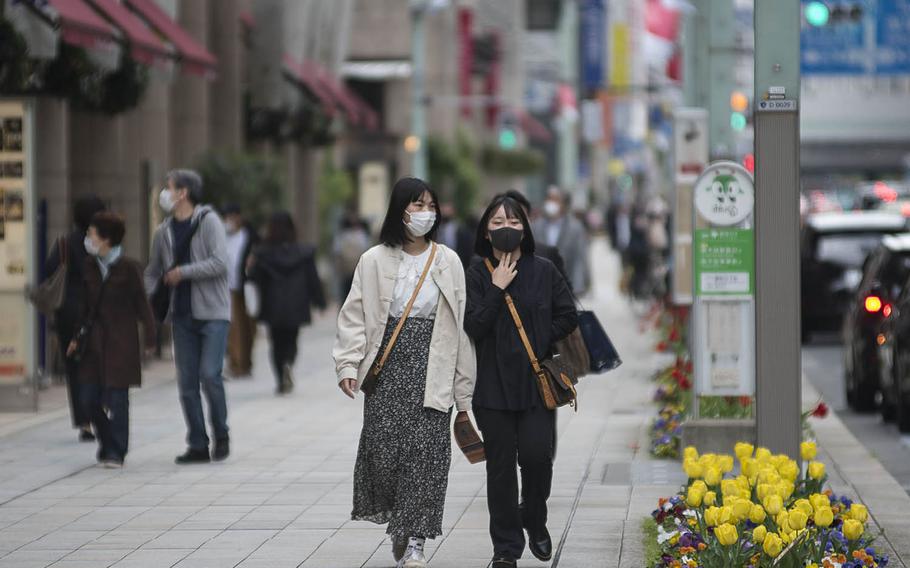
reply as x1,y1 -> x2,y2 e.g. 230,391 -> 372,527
877,334 -> 887,345
865,296 -> 883,313
884,304 -> 893,318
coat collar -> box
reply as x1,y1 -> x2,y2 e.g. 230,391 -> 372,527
379,243 -> 458,314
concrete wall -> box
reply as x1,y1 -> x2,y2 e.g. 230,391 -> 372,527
348,0 -> 410,60
34,98 -> 70,240
209,0 -> 244,152
170,0 -> 211,167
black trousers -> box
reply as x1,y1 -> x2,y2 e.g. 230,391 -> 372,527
57,327 -> 88,428
474,406 -> 556,560
268,325 -> 299,385
81,384 -> 129,461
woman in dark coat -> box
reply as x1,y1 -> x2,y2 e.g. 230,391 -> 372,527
464,194 -> 578,568
44,195 -> 106,441
68,212 -> 156,467
247,211 -> 326,394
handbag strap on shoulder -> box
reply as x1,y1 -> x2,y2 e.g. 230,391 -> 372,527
483,258 -> 543,375
372,242 -> 437,375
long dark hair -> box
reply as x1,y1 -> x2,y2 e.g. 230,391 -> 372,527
379,177 -> 440,247
474,193 -> 536,258
265,211 -> 296,245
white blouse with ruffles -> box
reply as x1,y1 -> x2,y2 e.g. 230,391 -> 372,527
390,245 -> 440,319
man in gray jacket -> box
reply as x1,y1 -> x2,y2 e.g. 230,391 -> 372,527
532,186 -> 591,296
145,169 -> 232,464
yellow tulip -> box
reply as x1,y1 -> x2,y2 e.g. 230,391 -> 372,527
778,481 -> 796,500
810,493 -> 830,512
763,532 -> 783,557
808,461 -> 826,480
789,509 -> 808,530
704,491 -> 717,507
755,447 -> 772,461
849,504 -> 869,523
704,506 -> 721,527
735,442 -> 754,460
718,455 -> 735,473
780,530 -> 795,544
742,457 -> 759,479
684,446 -> 699,462
687,486 -> 705,508
691,480 -> 708,494
684,459 -> 704,479
719,506 -> 734,525
776,511 -> 791,533
705,467 -> 722,486
813,507 -> 834,528
800,441 -> 818,461
721,479 -> 740,498
752,525 -> 767,544
763,495 -> 783,516
780,461 -> 800,482
793,499 -> 814,517
843,519 -> 864,541
756,483 -> 774,501
732,499 -> 752,522
750,504 -> 767,524
735,475 -> 752,493
715,523 -> 739,546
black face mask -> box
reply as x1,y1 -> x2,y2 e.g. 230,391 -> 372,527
489,227 -> 523,253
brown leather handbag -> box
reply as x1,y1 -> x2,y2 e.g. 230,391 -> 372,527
360,243 -> 437,395
484,259 -> 579,411
454,412 -> 485,464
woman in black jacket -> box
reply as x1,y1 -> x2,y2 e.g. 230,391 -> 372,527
247,212 -> 326,394
464,194 -> 578,568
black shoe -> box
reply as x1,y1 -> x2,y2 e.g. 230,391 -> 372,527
212,439 -> 230,462
488,558 -> 517,568
79,427 -> 95,442
175,448 -> 211,465
521,504 -> 552,562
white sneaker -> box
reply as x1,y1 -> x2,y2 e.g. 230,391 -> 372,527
397,541 -> 428,568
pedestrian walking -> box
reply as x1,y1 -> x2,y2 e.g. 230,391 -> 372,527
503,190 -> 570,288
437,202 -> 474,268
44,195 -> 106,442
144,169 -> 232,465
247,211 -> 326,395
333,177 -> 476,568
223,204 -> 258,378
531,186 -> 591,296
465,194 -> 578,568
66,212 -> 155,468
333,207 -> 371,302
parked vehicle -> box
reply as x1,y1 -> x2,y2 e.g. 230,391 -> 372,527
801,212 -> 907,342
843,234 -> 910,412
876,250 -> 910,432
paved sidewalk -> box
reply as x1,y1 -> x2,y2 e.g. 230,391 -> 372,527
0,239 -> 908,568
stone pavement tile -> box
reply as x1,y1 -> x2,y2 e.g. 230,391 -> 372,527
57,547 -> 132,563
119,506 -> 200,530
141,529 -> 220,549
70,507 -> 149,531
288,504 -> 351,529
23,530 -> 107,551
81,530 -> 163,550
0,549 -> 67,568
174,505 -> 254,530
197,528 -> 277,552
230,504 -> 308,530
109,548 -> 192,568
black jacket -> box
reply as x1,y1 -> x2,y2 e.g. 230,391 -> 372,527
44,229 -> 90,338
248,243 -> 326,328
465,254 -> 578,410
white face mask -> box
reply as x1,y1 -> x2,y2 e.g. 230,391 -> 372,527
159,188 -> 176,213
543,200 -> 561,218
403,211 -> 436,237
84,236 -> 100,256
225,220 -> 239,235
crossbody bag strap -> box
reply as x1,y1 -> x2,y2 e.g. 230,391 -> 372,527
372,242 -> 438,375
483,258 -> 543,375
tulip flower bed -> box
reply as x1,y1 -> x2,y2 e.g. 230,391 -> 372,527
646,442 -> 889,568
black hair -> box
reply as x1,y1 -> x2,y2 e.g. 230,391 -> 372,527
74,195 -> 106,233
222,203 -> 241,217
90,211 -> 126,246
504,189 -> 532,215
474,194 -> 536,258
379,177 -> 439,247
265,211 -> 297,245
166,169 -> 204,205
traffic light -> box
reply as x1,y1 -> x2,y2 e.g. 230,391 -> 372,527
803,1 -> 863,27
804,1 -> 829,26
729,90 -> 749,132
497,112 -> 518,149
730,113 -> 747,131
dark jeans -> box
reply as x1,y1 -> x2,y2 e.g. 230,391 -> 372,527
173,315 -> 230,451
57,328 -> 89,428
81,384 -> 129,461
474,406 -> 556,560
268,325 -> 299,386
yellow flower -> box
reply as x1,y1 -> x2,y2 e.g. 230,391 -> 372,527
756,483 -> 774,501
810,493 -> 830,512
752,525 -> 767,544
777,481 -> 796,501
849,504 -> 869,523
684,459 -> 704,479
704,491 -> 717,507
735,442 -> 754,460
704,506 -> 721,527
721,479 -> 740,498
814,507 -> 834,528
755,447 -> 772,461
808,461 -> 826,480
691,480 -> 708,494
732,499 -> 752,522
750,504 -> 767,524
776,511 -> 792,534
800,441 -> 818,461
742,458 -> 758,479
793,499 -> 814,517
789,509 -> 808,530
780,461 -> 800,482
687,486 -> 705,508
735,475 -> 751,493
718,455 -> 735,473
763,532 -> 783,557
704,467 -> 722,486
715,523 -> 739,546
763,494 -> 783,516
780,530 -> 796,544
718,506 -> 734,525
684,446 -> 699,462
808,564 -> 819,568
843,519 -> 864,541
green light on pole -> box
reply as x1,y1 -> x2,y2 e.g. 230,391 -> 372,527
805,2 -> 829,26
731,112 -> 747,131
499,128 -> 517,149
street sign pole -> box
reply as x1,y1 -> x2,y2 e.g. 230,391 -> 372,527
754,0 -> 801,459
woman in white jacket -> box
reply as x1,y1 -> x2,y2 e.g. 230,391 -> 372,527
333,177 -> 476,568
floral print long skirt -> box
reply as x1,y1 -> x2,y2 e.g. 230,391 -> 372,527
352,316 -> 452,539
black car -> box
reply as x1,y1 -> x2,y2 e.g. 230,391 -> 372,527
801,212 -> 907,342
844,234 -> 910,412
876,255 -> 910,432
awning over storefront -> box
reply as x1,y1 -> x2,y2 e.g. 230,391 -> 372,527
308,60 -> 361,126
37,0 -> 119,51
123,0 -> 216,75
519,109 -> 553,142
282,54 -> 337,117
85,0 -> 169,65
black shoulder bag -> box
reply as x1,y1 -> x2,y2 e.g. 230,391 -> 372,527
151,212 -> 208,322
69,272 -> 110,363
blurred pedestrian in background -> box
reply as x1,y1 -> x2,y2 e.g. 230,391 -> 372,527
531,186 -> 591,296
333,177 -> 475,568
247,211 -> 326,395
334,206 -> 372,303
44,194 -> 106,443
437,202 -> 474,268
145,169 -> 232,465
465,194 -> 577,568
67,212 -> 155,468
504,190 -> 570,288
223,204 -> 258,378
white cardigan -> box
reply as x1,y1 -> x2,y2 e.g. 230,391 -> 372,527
332,243 -> 477,412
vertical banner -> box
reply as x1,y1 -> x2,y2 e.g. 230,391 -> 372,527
458,8 -> 474,118
580,0 -> 605,92
671,108 -> 708,306
0,99 -> 36,411
610,22 -> 631,90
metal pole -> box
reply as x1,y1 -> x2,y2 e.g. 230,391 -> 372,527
754,0 -> 801,458
558,0 -> 579,192
411,5 -> 428,180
